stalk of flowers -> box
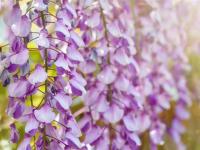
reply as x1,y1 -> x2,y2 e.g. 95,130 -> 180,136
1,0 -> 88,149
75,0 -> 150,149
135,0 -> 191,149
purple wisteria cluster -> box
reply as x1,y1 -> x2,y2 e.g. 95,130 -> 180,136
0,0 -> 191,150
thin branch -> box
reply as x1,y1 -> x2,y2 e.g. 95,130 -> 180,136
46,134 -> 68,146
41,11 -> 48,150
99,1 -> 110,64
73,106 -> 89,118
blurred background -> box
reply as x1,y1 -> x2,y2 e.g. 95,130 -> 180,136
1,0 -> 200,149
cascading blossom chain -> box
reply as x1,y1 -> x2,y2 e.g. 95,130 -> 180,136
0,0 -> 191,150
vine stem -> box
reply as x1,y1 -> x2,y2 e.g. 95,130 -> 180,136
99,0 -> 112,104
46,134 -> 68,146
99,1 -> 114,149
41,11 -> 48,150
99,2 -> 110,64
131,0 -> 140,53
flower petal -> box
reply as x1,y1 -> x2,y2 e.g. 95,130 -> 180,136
3,4 -> 21,26
55,54 -> 70,70
70,31 -> 85,47
114,75 -> 129,91
8,80 -> 29,98
99,0 -> 113,12
54,93 -> 72,110
85,13 -> 100,28
79,60 -> 96,74
84,126 -> 103,144
25,117 -> 39,134
123,114 -> 140,132
18,137 -> 31,150
10,49 -> 29,65
70,78 -> 86,96
36,29 -> 50,48
129,133 -> 141,146
56,20 -> 70,39
68,47 -> 84,62
28,65 -> 47,84
33,0 -> 47,11
103,104 -> 124,123
10,123 -> 19,143
97,66 -> 117,84
34,105 -> 56,123
114,50 -> 130,66
11,15 -> 31,37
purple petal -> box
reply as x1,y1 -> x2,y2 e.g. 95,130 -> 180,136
70,31 -> 85,47
18,137 -> 31,150
73,71 -> 87,86
3,4 -> 22,26
85,13 -> 100,28
33,0 -> 47,11
66,133 -> 82,148
129,133 -> 141,146
55,54 -> 70,70
103,104 -> 124,123
11,37 -> 23,53
49,141 -> 63,150
34,105 -> 56,123
150,129 -> 165,145
36,29 -> 50,48
65,3 -> 77,18
68,47 -> 84,62
97,66 -> 117,84
28,65 -> 47,84
123,114 -> 140,132
114,50 -> 130,66
150,122 -> 166,145
68,118 -> 82,137
13,103 -> 25,119
84,126 -> 103,144
11,15 -> 31,37
10,123 -> 19,143
10,49 -> 29,65
8,80 -> 29,97
70,78 -> 86,96
7,100 -> 25,119
56,20 -> 70,38
79,60 -> 96,74
93,94 -> 109,112
96,46 -> 108,57
57,9 -> 72,28
25,117 -> 39,134
99,0 -> 113,12
175,105 -> 190,119
114,75 -> 129,91
54,92 -> 72,110
107,22 -> 121,37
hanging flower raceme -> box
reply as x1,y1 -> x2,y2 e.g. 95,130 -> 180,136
1,0 -> 87,149
0,0 -> 191,149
